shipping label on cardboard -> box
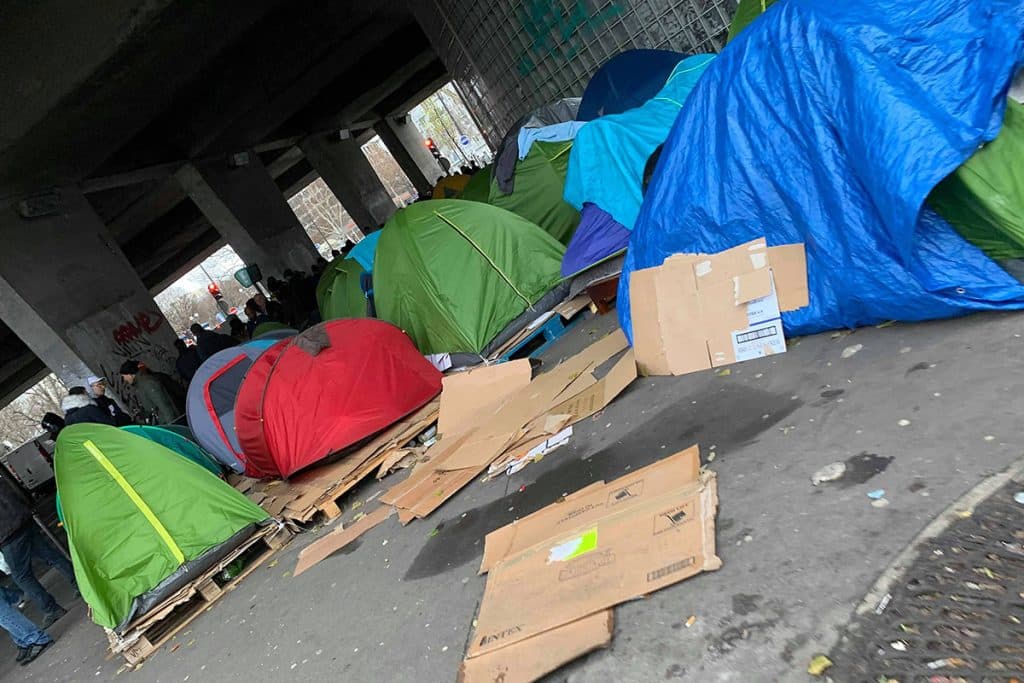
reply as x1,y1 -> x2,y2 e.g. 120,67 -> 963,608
731,319 -> 785,362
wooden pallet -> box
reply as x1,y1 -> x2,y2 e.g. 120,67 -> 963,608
229,400 -> 440,524
106,522 -> 291,668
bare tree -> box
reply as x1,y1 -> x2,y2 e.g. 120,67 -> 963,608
0,374 -> 67,449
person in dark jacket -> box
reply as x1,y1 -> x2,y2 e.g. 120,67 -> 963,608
189,323 -> 237,361
173,339 -> 202,383
118,361 -> 183,424
61,389 -> 115,428
86,376 -> 131,426
0,477 -> 76,630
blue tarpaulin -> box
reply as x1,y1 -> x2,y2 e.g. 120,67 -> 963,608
561,203 -> 631,277
564,54 -> 715,232
619,0 -> 1024,342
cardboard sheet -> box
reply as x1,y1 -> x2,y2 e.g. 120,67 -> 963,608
438,360 -> 532,437
384,331 -> 634,520
458,610 -> 613,683
293,505 -> 394,576
630,239 -> 808,376
480,446 -> 700,573
467,450 -> 719,658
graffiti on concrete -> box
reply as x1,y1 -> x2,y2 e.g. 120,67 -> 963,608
517,0 -> 623,76
110,310 -> 173,365
103,310 -> 175,419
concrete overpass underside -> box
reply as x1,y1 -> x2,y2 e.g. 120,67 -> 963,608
0,0 -> 450,407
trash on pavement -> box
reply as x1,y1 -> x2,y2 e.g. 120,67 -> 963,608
811,462 -> 846,485
841,343 -> 863,358
807,654 -> 833,676
1013,491 -> 1024,505
629,238 -> 808,376
494,424 -> 573,476
293,505 -> 395,576
867,489 -> 886,499
438,360 -> 533,438
463,446 -> 719,677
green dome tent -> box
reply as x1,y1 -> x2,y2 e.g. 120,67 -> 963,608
460,164 -> 493,203
488,141 -> 580,245
121,424 -> 223,476
928,98 -> 1024,259
375,200 -> 565,355
252,321 -> 291,338
316,256 -> 368,320
55,424 -> 268,630
727,0 -> 776,42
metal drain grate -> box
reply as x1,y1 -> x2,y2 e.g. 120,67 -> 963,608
828,480 -> 1024,682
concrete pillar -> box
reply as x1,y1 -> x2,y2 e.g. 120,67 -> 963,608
299,132 -> 397,230
176,153 -> 318,277
374,116 -> 442,196
0,189 -> 179,408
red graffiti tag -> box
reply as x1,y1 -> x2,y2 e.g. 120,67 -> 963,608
112,310 -> 165,346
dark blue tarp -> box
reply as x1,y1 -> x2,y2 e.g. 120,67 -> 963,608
578,49 -> 687,121
619,0 -> 1024,341
561,203 -> 631,277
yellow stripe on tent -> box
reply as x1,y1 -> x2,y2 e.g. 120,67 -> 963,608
82,439 -> 185,565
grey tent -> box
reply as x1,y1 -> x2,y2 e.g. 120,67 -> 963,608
184,337 -> 286,473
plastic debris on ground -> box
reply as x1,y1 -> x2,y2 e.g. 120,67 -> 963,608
811,462 -> 846,485
496,425 -> 573,476
807,654 -> 833,676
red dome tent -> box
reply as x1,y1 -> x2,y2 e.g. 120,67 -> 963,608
234,319 -> 441,478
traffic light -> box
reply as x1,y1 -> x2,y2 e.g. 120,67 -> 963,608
207,282 -> 222,300
425,137 -> 441,159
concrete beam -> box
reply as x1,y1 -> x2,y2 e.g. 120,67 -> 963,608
374,117 -> 443,195
0,188 -> 179,410
177,156 -> 318,276
299,133 -> 397,230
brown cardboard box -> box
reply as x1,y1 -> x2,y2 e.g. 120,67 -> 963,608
465,447 -> 720,659
629,238 -> 808,376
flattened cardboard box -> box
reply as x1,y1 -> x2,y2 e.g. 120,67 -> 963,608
630,238 -> 808,376
479,445 -> 700,573
458,611 -> 613,683
466,447 -> 720,659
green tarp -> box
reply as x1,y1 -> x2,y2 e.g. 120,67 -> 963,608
929,99 -> 1024,259
55,424 -> 267,629
316,256 -> 367,320
488,141 -> 580,245
375,200 -> 565,354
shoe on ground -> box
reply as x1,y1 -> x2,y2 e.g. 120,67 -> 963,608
19,640 -> 52,666
41,607 -> 67,629
15,646 -> 30,663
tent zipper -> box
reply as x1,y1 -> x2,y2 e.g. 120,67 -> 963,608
433,211 -> 533,307
82,440 -> 185,564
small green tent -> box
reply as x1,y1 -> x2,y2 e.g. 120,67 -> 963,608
460,165 -> 493,203
55,424 -> 268,629
488,141 -> 580,245
727,0 -> 776,42
928,98 -> 1024,259
375,200 -> 565,354
316,256 -> 367,320
121,425 -> 223,476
